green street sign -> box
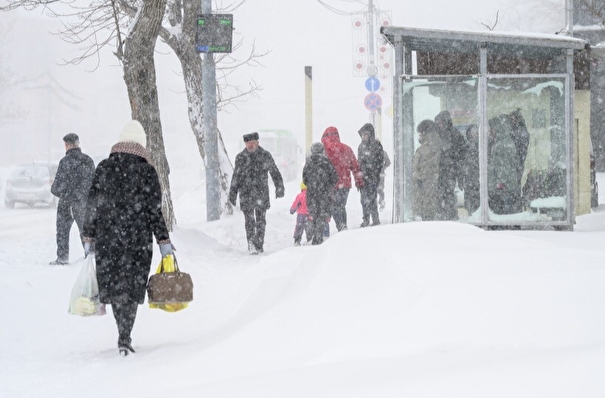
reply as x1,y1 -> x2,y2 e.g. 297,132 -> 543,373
195,14 -> 233,54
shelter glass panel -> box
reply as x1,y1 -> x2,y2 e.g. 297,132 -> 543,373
402,76 -> 479,222
485,76 -> 568,224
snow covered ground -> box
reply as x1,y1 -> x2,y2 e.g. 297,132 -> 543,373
1,168 -> 605,398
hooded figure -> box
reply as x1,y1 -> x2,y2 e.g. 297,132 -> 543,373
290,181 -> 312,246
357,123 -> 384,226
487,115 -> 522,214
229,132 -> 285,254
303,142 -> 338,245
321,126 -> 363,231
82,120 -> 173,356
434,110 -> 468,220
412,120 -> 442,220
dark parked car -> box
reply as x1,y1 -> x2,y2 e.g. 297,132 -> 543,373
5,163 -> 58,208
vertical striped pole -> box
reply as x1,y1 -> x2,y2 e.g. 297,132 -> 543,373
305,66 -> 313,157
202,0 -> 220,221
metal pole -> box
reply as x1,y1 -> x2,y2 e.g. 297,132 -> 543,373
202,0 -> 221,221
368,0 -> 375,64
565,0 -> 573,35
305,66 -> 313,157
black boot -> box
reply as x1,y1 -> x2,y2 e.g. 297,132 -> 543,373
118,336 -> 135,356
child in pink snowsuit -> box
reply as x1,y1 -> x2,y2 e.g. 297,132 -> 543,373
290,182 -> 312,245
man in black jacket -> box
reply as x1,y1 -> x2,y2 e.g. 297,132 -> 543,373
303,142 -> 338,245
358,123 -> 384,227
49,133 -> 95,265
229,132 -> 285,254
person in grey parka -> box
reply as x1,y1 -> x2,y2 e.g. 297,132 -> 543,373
412,120 -> 442,221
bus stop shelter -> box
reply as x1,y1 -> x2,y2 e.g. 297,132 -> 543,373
381,26 -> 589,230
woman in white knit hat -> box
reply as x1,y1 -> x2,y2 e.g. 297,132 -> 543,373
82,120 -> 174,356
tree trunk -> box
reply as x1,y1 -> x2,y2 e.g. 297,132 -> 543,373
160,0 -> 234,216
122,0 -> 176,228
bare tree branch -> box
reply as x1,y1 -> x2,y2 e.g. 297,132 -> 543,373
481,10 -> 500,31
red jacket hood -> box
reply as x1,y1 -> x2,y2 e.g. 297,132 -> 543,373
321,126 -> 341,145
319,126 -> 363,189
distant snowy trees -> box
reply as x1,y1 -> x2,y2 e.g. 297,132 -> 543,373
0,21 -> 22,125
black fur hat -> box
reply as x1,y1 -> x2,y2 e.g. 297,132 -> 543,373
243,132 -> 259,142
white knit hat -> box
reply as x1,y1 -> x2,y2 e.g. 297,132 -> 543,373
119,120 -> 147,148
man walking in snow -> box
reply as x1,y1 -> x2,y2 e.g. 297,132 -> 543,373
49,133 -> 95,265
229,132 -> 285,254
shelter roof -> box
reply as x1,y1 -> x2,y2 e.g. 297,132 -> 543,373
381,26 -> 587,58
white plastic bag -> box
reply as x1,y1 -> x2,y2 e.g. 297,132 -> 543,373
68,255 -> 106,316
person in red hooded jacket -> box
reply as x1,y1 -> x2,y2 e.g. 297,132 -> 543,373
321,126 -> 363,231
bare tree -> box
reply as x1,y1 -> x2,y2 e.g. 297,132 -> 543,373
576,0 -> 605,25
0,0 -> 266,219
120,0 -> 175,228
158,0 -> 267,214
1,0 -> 176,227
481,10 -> 500,31
0,18 -> 25,123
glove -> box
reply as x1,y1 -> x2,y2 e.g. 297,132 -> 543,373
355,174 -> 364,189
159,242 -> 176,257
276,187 -> 285,199
84,241 -> 92,257
290,208 -> 296,215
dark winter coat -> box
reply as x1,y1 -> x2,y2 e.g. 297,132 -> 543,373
509,109 -> 530,184
321,127 -> 363,189
435,113 -> 468,193
357,126 -> 385,189
51,147 -> 95,204
82,143 -> 170,304
229,146 -> 285,210
461,137 -> 480,214
488,116 -> 522,214
412,127 -> 442,220
302,153 -> 338,220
